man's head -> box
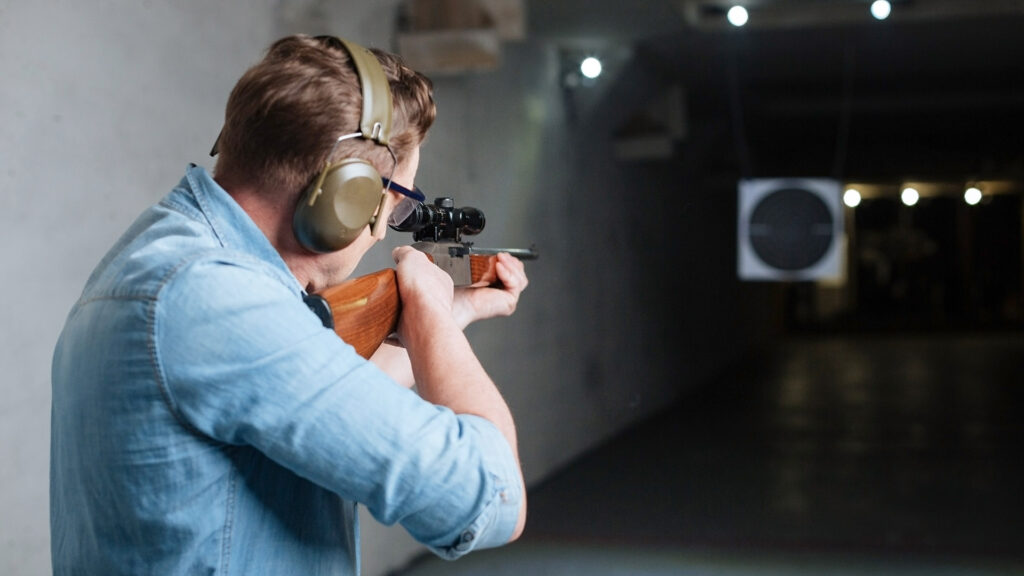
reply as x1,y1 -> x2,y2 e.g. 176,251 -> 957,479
213,34 -> 435,200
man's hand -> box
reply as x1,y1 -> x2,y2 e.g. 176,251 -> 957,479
373,249 -> 528,388
391,245 -> 457,345
452,252 -> 529,329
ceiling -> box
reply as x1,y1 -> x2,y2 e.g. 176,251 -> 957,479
527,0 -> 1024,185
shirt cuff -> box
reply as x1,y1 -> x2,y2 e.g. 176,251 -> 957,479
430,414 -> 523,560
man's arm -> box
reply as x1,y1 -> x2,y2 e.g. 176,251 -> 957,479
368,341 -> 416,388
391,246 -> 527,540
159,255 -> 525,552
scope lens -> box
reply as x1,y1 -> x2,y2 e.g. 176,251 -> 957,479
455,207 -> 485,236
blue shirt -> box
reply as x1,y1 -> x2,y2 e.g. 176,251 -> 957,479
50,164 -> 522,575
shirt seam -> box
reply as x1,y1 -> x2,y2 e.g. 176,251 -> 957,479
146,254 -> 242,574
160,194 -> 205,224
147,256 -> 220,440
219,465 -> 237,575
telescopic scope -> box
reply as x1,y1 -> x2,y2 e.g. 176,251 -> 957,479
390,197 -> 485,242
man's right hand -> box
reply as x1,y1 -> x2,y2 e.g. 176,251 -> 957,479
392,245 -> 456,344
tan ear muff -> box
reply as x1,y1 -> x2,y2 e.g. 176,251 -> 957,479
290,37 -> 395,253
293,159 -> 385,253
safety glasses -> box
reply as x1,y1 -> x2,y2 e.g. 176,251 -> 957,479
382,178 -> 425,226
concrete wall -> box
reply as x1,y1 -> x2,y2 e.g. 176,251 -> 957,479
0,1 -> 772,574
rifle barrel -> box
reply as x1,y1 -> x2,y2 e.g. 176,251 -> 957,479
469,246 -> 539,260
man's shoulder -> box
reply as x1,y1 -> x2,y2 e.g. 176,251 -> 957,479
79,201 -> 223,302
158,246 -> 297,308
82,199 -> 292,306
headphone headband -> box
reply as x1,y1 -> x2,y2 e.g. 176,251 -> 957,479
339,39 -> 392,146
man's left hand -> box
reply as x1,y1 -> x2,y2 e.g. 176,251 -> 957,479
452,252 -> 529,328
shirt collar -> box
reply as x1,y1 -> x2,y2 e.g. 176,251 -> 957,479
183,163 -> 304,294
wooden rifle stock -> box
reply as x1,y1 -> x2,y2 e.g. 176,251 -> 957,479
316,269 -> 401,360
315,253 -> 502,359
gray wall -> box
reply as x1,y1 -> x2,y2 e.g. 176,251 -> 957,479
1,1 -> 276,572
0,2 -> 772,575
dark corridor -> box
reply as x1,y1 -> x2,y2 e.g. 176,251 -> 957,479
393,5 -> 1024,574
830,192 -> 1021,333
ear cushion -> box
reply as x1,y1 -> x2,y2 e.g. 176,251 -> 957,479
293,159 -> 384,253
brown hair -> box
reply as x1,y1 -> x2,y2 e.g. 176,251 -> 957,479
213,35 -> 435,196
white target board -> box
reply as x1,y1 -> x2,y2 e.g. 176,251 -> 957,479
737,178 -> 843,281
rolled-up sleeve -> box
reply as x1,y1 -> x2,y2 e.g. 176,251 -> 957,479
419,414 -> 523,559
154,256 -> 522,558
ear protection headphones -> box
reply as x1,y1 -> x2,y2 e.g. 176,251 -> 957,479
291,38 -> 395,252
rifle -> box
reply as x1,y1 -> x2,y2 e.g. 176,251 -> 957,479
303,197 -> 538,359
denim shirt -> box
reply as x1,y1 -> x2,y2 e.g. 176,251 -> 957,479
50,164 -> 522,575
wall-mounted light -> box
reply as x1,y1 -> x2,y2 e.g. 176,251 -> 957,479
901,187 -> 920,206
964,186 -> 982,206
843,188 -> 862,208
559,45 -> 623,122
580,56 -> 602,80
727,5 -> 749,27
870,0 -> 892,20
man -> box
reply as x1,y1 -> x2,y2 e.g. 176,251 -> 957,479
50,34 -> 527,575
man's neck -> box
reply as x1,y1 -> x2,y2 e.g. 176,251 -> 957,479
216,176 -> 310,285
224,181 -> 369,293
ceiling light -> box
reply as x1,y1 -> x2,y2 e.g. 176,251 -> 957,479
727,5 -> 749,27
870,0 -> 891,20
